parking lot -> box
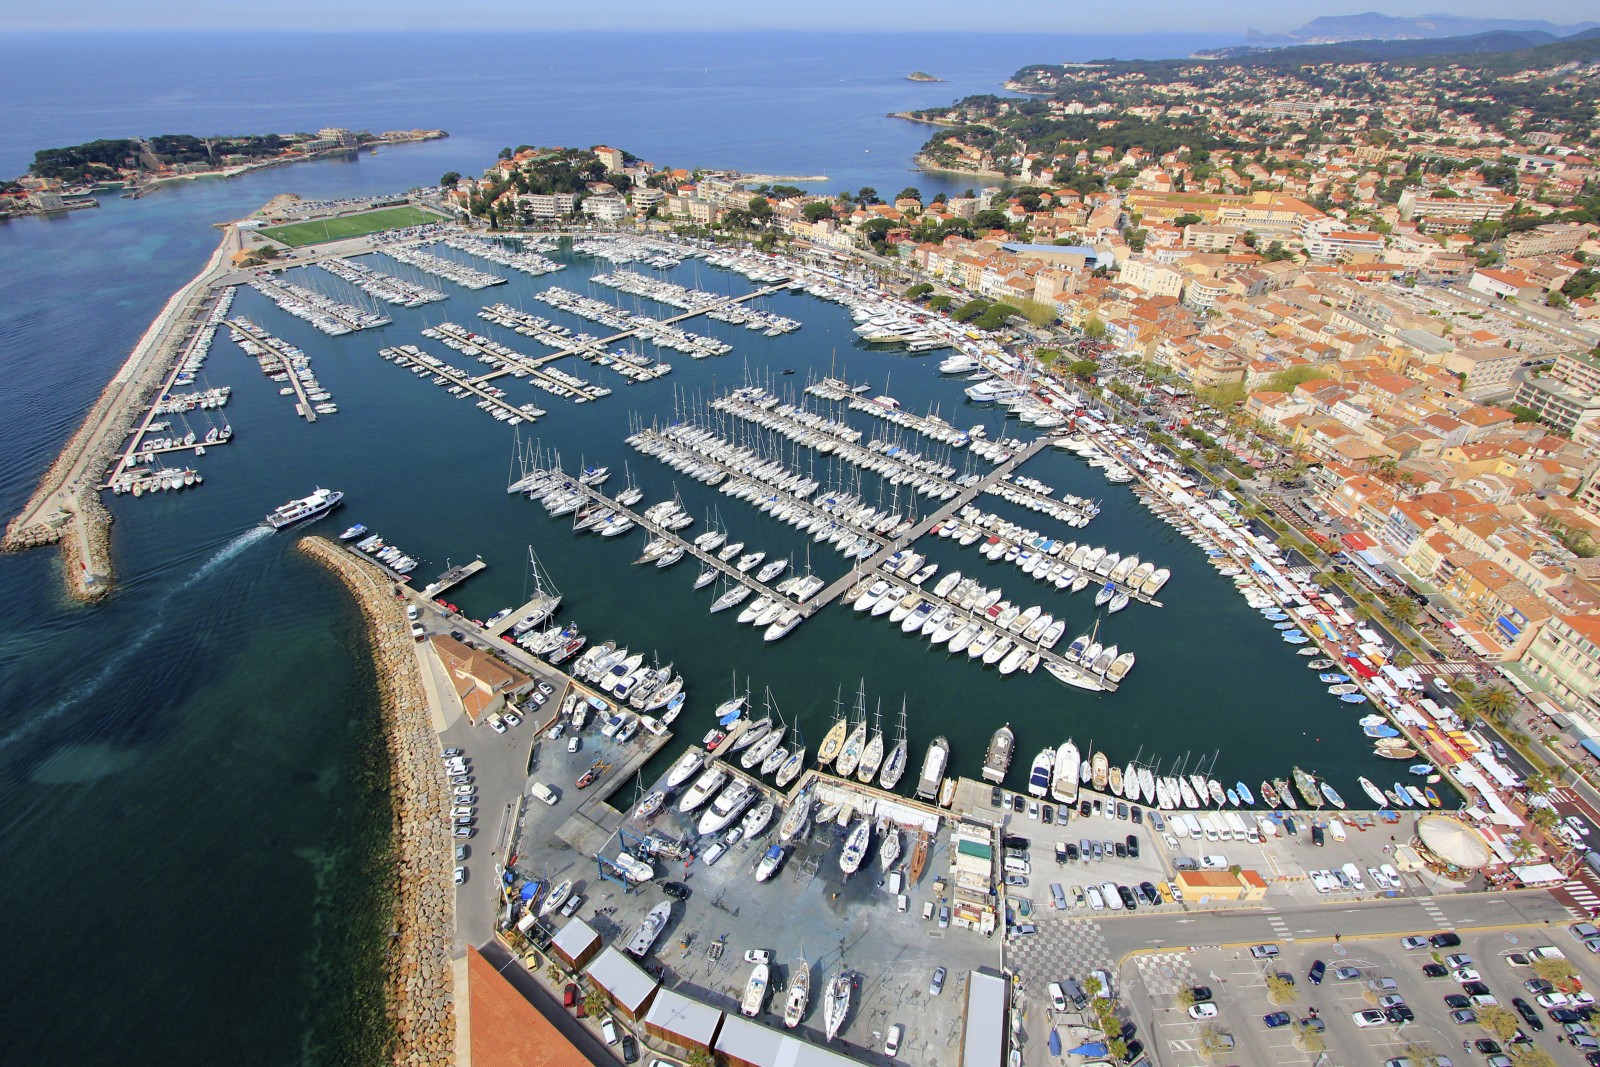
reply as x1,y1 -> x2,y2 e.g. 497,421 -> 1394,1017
1119,922 -> 1600,1067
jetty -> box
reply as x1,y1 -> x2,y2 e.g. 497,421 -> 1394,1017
420,559 -> 487,599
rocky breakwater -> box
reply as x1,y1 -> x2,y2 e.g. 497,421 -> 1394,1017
298,536 -> 457,1066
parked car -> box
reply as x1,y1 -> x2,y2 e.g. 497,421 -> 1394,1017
1308,960 -> 1326,985
1263,1012 -> 1292,1028
1334,966 -> 1361,981
1353,1009 -> 1387,1028
601,1018 -> 619,1045
1188,1003 -> 1219,1020
884,1024 -> 904,1057
620,1036 -> 638,1064
1250,944 -> 1280,960
929,967 -> 946,996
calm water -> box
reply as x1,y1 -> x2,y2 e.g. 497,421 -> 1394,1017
0,31 -> 1276,1065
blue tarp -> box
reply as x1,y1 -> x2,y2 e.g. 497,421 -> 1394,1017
1581,740 -> 1600,762
519,881 -> 540,899
1067,1040 -> 1108,1056
1049,1030 -> 1062,1056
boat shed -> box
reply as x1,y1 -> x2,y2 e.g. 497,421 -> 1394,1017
715,1015 -> 862,1067
585,946 -> 659,1022
960,969 -> 1009,1067
549,916 -> 602,972
643,985 -> 723,1054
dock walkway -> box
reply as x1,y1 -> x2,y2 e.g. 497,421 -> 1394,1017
420,559 -> 487,599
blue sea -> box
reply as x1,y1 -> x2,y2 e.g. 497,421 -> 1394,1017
0,31 -> 1268,1065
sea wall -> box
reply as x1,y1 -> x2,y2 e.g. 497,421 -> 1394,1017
297,536 -> 457,1067
2,230 -> 231,601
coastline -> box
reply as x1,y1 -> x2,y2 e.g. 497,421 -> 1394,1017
297,536 -> 457,1067
1,224 -> 240,600
912,152 -> 1011,181
888,111 -> 957,127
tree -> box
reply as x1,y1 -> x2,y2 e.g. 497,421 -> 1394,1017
905,282 -> 934,300
1509,1048 -> 1558,1067
1172,212 -> 1203,228
1382,594 -> 1420,628
952,299 -> 992,323
1265,974 -> 1299,1005
971,208 -> 1011,231
747,195 -> 773,222
1294,1022 -> 1326,1053
440,171 -> 462,188
1476,1004 -> 1521,1040
856,186 -> 881,205
802,201 -> 834,224
1067,359 -> 1100,381
1525,770 -> 1553,796
498,146 -> 514,161
1508,838 -> 1536,863
583,987 -> 608,1019
1084,315 -> 1108,340
928,295 -> 953,311
1198,1025 -> 1233,1059
1531,956 -> 1578,985
896,186 -> 922,203
1176,988 -> 1196,1010
685,1050 -> 714,1067
1530,805 -> 1560,832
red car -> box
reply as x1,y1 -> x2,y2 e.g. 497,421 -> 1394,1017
564,983 -> 578,1008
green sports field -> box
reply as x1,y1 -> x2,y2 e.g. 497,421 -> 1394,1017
258,205 -> 442,247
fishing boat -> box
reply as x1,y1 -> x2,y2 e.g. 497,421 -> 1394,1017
742,963 -> 770,1017
1424,786 -> 1441,808
1091,751 -> 1110,792
983,724 -> 1015,784
755,844 -> 788,882
1274,777 -> 1298,811
1358,777 -> 1387,807
624,900 -> 674,957
1388,787 -> 1412,808
1321,781 -> 1346,809
1328,684 -> 1360,696
1340,692 -> 1369,704
1107,765 -> 1124,798
823,971 -> 852,1041
784,960 -> 810,1028
1027,748 -> 1054,799
879,702 -> 909,791
917,737 -> 949,801
1408,763 -> 1434,776
1259,780 -> 1280,809
1292,767 -> 1324,809
1406,784 -> 1429,807
1374,738 -> 1419,760
839,818 -> 872,875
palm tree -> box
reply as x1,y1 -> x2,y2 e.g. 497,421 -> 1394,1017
1509,838 -> 1537,863
583,987 -> 609,1020
1530,806 -> 1559,833
1381,594 -> 1419,628
1525,770 -> 1554,797
1476,685 -> 1517,726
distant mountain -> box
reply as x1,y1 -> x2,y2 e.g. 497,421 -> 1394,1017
1191,27 -> 1600,67
1244,12 -> 1598,45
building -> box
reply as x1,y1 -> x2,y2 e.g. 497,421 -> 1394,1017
1513,377 -> 1600,436
714,1014 -> 864,1067
642,986 -> 722,1054
1397,188 -> 1514,231
548,916 -> 602,971
1174,868 -> 1270,902
630,187 -> 665,214
28,190 -> 65,211
1469,268 -> 1543,302
960,969 -> 1009,1067
585,946 -> 660,1022
520,192 -> 576,219
1442,344 -> 1521,396
1522,614 -> 1600,723
1119,258 -> 1185,300
1505,223 -> 1588,258
428,635 -> 530,723
582,195 -> 628,223
317,127 -> 358,147
1553,349 -> 1600,398
465,946 -> 592,1067
593,145 -> 626,172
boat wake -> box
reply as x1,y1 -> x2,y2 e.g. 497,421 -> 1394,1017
0,525 -> 274,755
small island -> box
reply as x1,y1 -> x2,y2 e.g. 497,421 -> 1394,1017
0,127 -> 447,218
905,71 -> 945,82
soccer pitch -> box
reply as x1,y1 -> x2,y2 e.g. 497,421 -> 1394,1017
258,205 -> 441,247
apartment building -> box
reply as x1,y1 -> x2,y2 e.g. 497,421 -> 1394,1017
1523,614 -> 1600,722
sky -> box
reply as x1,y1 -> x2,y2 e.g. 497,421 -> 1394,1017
1,0 -> 1596,34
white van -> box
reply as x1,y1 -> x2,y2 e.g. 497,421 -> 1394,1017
530,782 -> 558,805
1101,882 -> 1123,910
1004,857 -> 1032,877
1341,862 -> 1366,890
1182,814 -> 1203,839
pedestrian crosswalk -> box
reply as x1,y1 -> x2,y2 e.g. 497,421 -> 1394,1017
1563,878 -> 1600,917
1419,897 -> 1451,930
1262,907 -> 1295,942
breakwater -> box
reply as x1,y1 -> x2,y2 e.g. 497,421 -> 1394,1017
1,227 -> 237,600
297,536 -> 456,1067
